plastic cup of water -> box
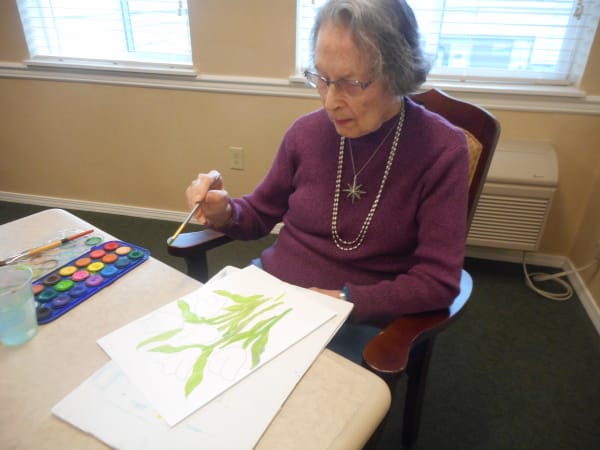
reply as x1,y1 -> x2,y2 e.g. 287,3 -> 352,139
0,265 -> 38,347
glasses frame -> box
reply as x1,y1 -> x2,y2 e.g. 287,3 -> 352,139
304,70 -> 374,96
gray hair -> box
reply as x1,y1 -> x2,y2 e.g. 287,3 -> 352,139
310,0 -> 430,96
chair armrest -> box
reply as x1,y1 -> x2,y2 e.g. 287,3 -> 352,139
166,229 -> 232,258
362,270 -> 473,378
362,310 -> 451,378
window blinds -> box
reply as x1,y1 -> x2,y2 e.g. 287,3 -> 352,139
17,0 -> 192,66
297,0 -> 600,85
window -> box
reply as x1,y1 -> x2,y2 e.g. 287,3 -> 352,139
17,0 -> 192,71
296,0 -> 600,87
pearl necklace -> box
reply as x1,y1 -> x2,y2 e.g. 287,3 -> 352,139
331,99 -> 405,251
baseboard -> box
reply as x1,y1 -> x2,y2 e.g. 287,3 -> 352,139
560,259 -> 600,336
3,190 -> 599,335
466,245 -> 565,267
0,191 -> 188,223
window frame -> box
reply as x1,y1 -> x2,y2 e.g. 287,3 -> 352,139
295,0 -> 600,91
1,0 -> 598,115
16,0 -> 194,77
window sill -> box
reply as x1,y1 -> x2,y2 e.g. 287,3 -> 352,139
418,78 -> 600,114
1,62 -> 599,115
24,57 -> 196,77
290,73 -> 600,115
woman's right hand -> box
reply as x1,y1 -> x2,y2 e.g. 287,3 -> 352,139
185,170 -> 232,228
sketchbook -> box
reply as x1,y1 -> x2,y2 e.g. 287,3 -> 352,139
53,265 -> 352,449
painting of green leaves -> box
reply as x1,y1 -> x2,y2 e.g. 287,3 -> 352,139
136,290 -> 292,397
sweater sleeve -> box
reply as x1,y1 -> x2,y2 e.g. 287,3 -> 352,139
347,127 -> 470,326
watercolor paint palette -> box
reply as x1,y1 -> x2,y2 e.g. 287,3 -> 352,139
33,240 -> 150,324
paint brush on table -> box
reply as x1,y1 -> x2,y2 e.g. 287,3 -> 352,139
0,229 -> 94,266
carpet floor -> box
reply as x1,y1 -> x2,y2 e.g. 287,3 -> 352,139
2,201 -> 599,450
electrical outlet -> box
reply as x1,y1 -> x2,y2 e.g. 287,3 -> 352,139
229,146 -> 244,170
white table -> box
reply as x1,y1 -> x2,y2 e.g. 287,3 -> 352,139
0,209 -> 390,450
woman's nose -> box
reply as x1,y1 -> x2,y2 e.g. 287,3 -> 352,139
322,83 -> 344,110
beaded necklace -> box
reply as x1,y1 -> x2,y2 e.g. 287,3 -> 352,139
331,99 -> 405,251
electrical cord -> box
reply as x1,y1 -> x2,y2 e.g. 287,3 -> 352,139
522,255 -> 598,301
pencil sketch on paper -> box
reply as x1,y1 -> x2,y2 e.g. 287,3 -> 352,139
136,289 -> 292,397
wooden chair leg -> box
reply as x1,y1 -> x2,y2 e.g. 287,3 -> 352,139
402,337 -> 436,448
183,254 -> 210,283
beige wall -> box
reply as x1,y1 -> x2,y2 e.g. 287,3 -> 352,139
1,1 -> 600,309
189,0 -> 297,77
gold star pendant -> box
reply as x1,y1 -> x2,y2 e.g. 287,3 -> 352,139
343,178 -> 366,203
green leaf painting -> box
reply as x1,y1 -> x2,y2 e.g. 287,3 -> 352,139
137,290 -> 292,397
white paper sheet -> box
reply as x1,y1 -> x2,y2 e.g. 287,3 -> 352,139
53,266 -> 353,450
97,265 -> 338,426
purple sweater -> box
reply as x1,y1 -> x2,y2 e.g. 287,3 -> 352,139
220,97 -> 469,326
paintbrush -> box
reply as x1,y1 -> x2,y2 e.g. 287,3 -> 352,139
167,203 -> 203,246
168,174 -> 221,246
0,229 -> 94,266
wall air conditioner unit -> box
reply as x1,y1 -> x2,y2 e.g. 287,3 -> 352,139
467,141 -> 558,251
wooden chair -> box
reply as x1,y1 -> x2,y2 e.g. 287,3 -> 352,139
167,88 -> 501,447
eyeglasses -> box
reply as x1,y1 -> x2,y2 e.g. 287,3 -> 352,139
304,70 -> 374,97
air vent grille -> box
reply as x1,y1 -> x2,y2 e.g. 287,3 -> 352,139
467,193 -> 552,251
466,142 -> 558,252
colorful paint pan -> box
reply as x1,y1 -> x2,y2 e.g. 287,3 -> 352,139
87,262 -> 104,272
102,253 -> 118,264
103,242 -> 120,251
59,266 -> 77,277
75,257 -> 92,268
85,236 -> 103,246
72,270 -> 89,282
32,240 -> 150,325
115,246 -> 131,255
89,249 -> 106,259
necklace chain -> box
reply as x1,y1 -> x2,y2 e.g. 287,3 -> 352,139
331,99 -> 405,251
345,119 -> 398,202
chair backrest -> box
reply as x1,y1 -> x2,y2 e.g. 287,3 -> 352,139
409,88 -> 501,228
361,90 -> 501,374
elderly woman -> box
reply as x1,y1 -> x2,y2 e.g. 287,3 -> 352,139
185,0 -> 469,362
